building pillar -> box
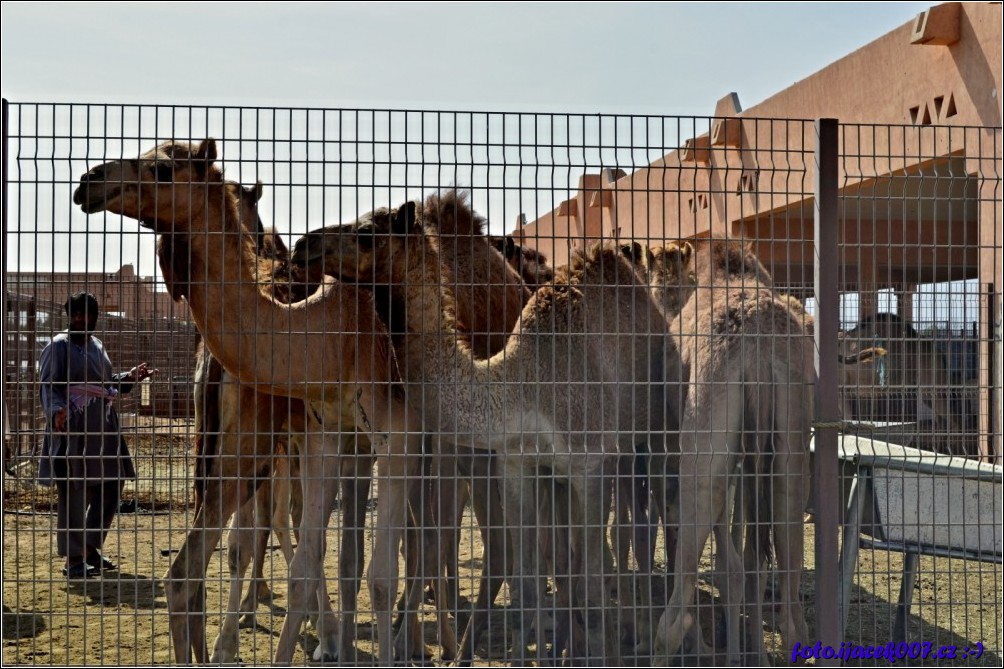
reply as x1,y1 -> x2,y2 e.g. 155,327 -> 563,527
897,286 -> 916,326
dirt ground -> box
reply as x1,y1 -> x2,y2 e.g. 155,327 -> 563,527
2,420 -> 1001,666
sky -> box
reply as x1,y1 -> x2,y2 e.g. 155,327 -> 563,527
7,0 -> 977,330
2,2 -> 934,114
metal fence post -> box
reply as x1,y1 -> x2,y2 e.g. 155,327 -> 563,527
814,117 -> 841,660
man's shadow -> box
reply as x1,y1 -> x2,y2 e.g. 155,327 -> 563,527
64,571 -> 166,609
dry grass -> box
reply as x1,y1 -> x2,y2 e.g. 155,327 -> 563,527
2,418 -> 1000,665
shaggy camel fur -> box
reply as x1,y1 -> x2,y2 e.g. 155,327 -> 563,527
403,193 -> 529,659
293,202 -> 686,663
637,246 -> 889,661
295,191 -> 532,660
645,239 -> 814,664
628,242 -> 889,661
840,313 -> 964,453
73,139 -> 424,666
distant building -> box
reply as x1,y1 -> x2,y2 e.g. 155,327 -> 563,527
514,2 -> 1001,455
5,264 -> 186,321
517,2 -> 999,297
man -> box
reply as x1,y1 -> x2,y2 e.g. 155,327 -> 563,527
38,292 -> 157,579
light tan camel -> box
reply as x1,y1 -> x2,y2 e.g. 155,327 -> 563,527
625,243 -> 889,660
636,248 -> 888,661
292,203 -> 687,664
399,192 -> 529,660
73,139 -> 425,666
645,238 -> 814,665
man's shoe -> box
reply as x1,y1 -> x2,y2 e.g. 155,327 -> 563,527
86,552 -> 117,572
62,563 -> 99,579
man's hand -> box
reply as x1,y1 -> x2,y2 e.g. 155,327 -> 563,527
130,363 -> 158,383
53,408 -> 67,432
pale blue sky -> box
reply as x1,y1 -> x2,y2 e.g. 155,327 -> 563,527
2,2 -> 933,114
9,1 -> 978,330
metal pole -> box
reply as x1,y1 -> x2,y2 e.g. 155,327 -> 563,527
814,117 -> 841,659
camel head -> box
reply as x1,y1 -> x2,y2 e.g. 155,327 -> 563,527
618,240 -> 655,271
223,180 -> 288,260
493,235 -> 555,289
646,242 -> 697,316
290,201 -> 419,281
73,138 -> 226,233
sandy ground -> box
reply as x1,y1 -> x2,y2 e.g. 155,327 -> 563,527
2,421 -> 1001,666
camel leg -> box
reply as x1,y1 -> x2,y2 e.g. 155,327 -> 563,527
271,464 -> 296,569
635,454 -> 674,657
369,447 -> 421,665
614,448 -> 656,648
654,406 -> 737,666
165,470 -> 254,663
770,384 -> 811,656
544,475 -> 573,663
394,472 -> 439,662
211,487 -> 267,663
713,520 -> 745,665
426,460 -> 460,661
431,451 -> 466,663
456,452 -> 510,665
396,503 -> 426,659
336,443 -> 373,664
273,429 -> 341,665
571,458 -> 620,665
499,460 -> 544,665
355,388 -> 422,665
743,496 -> 771,667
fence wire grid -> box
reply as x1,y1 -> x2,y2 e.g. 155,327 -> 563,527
2,102 -> 1001,666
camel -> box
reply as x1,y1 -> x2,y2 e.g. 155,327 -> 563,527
374,192 -> 530,661
292,200 -> 689,664
295,191 -> 535,660
184,182 -> 380,665
642,238 -> 814,664
839,312 -> 964,454
489,234 -> 556,290
628,243 -> 888,660
73,139 -> 425,666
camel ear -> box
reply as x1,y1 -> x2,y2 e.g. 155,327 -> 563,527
505,235 -> 517,256
195,138 -> 218,163
193,139 -> 218,179
675,241 -> 694,267
252,181 -> 264,203
393,201 -> 417,234
619,241 -> 644,263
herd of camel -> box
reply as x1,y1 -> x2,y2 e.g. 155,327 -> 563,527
70,138 -> 964,666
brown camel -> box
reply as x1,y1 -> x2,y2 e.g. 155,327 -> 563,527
489,234 -> 556,290
292,204 -> 688,664
188,182 -> 378,664
73,139 -> 425,666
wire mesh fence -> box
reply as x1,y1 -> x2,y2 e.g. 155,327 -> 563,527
2,101 -> 1001,665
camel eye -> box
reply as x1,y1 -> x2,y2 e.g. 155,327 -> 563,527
356,232 -> 375,251
154,162 -> 174,183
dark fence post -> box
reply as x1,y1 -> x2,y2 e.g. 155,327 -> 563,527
814,117 -> 841,659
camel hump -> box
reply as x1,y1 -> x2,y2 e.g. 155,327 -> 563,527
421,190 -> 485,236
